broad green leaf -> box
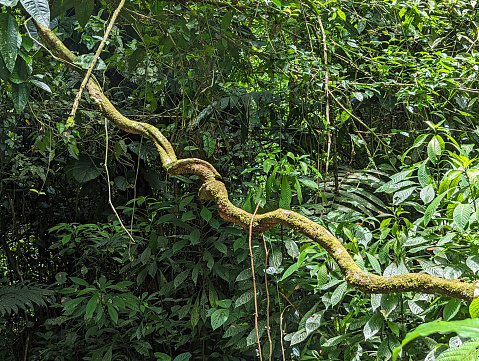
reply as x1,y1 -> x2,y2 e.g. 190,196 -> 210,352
285,239 -> 299,258
216,299 -> 232,308
173,352 -> 192,361
322,334 -> 349,347
381,294 -> 399,317
279,175 -> 292,209
294,177 -> 303,204
290,330 -> 308,346
402,133 -> 428,163
0,13 -> 21,72
102,346 -> 112,361
317,263 -> 328,286
305,313 -> 321,334
75,0 -> 94,28
466,255 -> 479,274
70,277 -> 89,286
364,312 -> 383,340
211,308 -> 229,330
337,8 -> 346,21
174,270 -> 189,289
235,290 -> 254,308
330,281 -> 347,307
69,155 -> 101,183
63,297 -> 86,312
392,187 -> 416,205
392,319 -> 479,360
8,57 -> 29,84
221,11 -> 233,31
154,353 -> 171,361
188,228 -> 199,245
0,0 -> 19,6
403,237 -> 427,247
265,172 -> 275,199
271,0 -> 281,8
107,303 -> 118,324
427,135 -> 444,165
263,159 -> 275,174
85,293 -> 99,319
443,299 -> 462,321
366,252 -> 381,274
280,263 -> 298,281
299,178 -> 319,190
190,297 -> 199,328
470,299 -> 479,319
423,192 -> 447,227
10,82 -> 30,113
417,161 -> 430,187
420,184 -> 435,204
357,19 -> 366,33
200,207 -> 212,222
20,0 -> 50,27
453,203 -> 471,232
341,110 -> 350,122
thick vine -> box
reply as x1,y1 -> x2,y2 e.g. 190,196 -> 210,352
33,21 -> 479,302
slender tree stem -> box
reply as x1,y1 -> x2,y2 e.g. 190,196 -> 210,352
249,201 -> 263,360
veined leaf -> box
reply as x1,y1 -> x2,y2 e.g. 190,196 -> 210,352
417,161 -> 431,187
420,184 -> 435,204
392,319 -> 479,360
393,187 -> 416,205
443,298 -> 462,321
211,309 -> 229,330
453,203 -> 471,232
85,293 -> 98,319
0,13 -> 21,72
20,0 -> 50,27
330,282 -> 347,307
435,339 -> 479,360
279,175 -> 292,209
423,192 -> 447,227
427,135 -> 445,165
10,82 -> 30,113
364,312 -> 383,340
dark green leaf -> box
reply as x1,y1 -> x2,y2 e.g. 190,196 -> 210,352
211,308 -> 229,330
364,312 -> 383,340
0,13 -> 21,72
10,82 -> 30,113
75,0 -> 95,28
279,175 -> 292,209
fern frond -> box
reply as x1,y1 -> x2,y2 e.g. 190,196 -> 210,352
0,282 -> 54,316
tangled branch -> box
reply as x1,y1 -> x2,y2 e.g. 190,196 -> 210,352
33,21 -> 479,302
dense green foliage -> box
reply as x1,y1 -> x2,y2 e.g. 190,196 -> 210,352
2,0 -> 479,360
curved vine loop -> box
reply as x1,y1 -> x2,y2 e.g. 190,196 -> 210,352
33,21 -> 479,302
